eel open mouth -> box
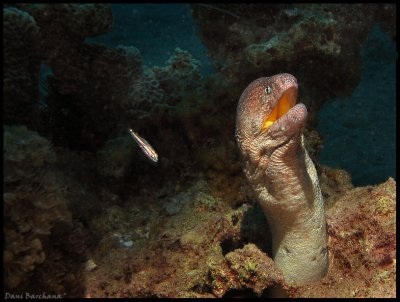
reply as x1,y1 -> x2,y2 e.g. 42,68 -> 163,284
261,87 -> 297,132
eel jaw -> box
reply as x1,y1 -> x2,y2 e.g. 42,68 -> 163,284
261,86 -> 298,133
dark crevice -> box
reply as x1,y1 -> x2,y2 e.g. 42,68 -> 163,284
222,288 -> 259,298
220,237 -> 245,256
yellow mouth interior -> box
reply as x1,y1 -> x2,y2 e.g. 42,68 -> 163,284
261,90 -> 296,132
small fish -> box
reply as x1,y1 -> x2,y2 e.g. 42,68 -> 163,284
128,129 -> 158,163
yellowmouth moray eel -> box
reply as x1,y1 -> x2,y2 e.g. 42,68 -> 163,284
235,73 -> 328,285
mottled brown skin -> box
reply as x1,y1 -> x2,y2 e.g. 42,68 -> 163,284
235,73 -> 328,285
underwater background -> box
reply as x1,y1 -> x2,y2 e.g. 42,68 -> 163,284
3,3 -> 396,298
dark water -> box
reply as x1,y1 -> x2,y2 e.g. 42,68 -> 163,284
87,4 -> 214,75
318,25 -> 396,186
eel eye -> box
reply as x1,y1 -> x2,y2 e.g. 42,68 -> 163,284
265,86 -> 272,94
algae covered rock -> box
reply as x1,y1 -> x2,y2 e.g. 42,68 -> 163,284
208,243 -> 284,297
288,178 -> 396,298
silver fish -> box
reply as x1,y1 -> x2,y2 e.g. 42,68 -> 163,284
128,129 -> 158,163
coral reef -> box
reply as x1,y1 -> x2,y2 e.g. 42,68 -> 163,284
3,126 -> 99,296
3,126 -> 71,289
83,179 -> 255,297
14,3 -> 113,41
127,67 -> 164,113
207,243 -> 283,297
191,4 -> 396,124
42,42 -> 144,151
3,3 -> 395,298
9,4 -> 158,151
288,178 -> 396,298
4,126 -> 55,183
319,166 -> 353,206
153,47 -> 202,104
81,174 -> 396,298
96,135 -> 136,179
243,10 -> 340,67
3,7 -> 41,128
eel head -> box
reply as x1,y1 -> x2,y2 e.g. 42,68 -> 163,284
235,73 -> 307,165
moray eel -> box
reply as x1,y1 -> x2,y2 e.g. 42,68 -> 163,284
235,73 -> 328,285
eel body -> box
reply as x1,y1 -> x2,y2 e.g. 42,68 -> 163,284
235,73 -> 328,285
